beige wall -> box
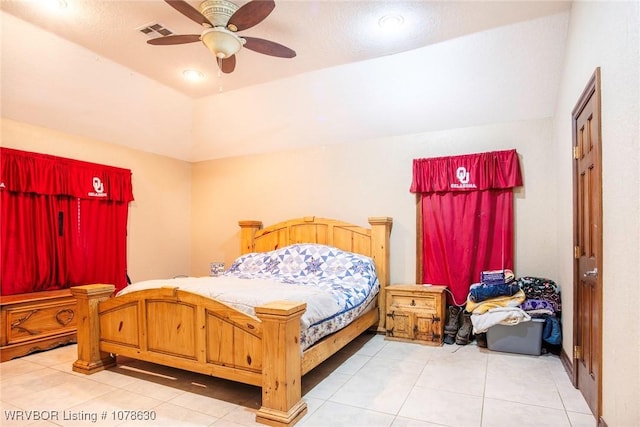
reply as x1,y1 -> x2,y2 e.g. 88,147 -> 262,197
551,1 -> 640,425
191,117 -> 559,290
1,118 -> 192,283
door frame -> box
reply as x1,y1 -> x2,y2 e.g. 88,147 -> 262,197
571,67 -> 603,421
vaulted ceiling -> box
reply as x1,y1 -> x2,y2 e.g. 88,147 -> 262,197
1,1 -> 572,161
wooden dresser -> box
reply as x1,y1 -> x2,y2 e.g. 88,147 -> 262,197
385,284 -> 447,346
0,289 -> 78,362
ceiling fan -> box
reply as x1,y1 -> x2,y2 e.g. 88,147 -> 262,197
148,0 -> 296,73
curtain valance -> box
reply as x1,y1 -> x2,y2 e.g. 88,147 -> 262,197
410,149 -> 522,193
0,148 -> 134,202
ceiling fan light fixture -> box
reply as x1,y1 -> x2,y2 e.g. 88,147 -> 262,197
44,0 -> 68,11
199,0 -> 239,27
201,27 -> 245,59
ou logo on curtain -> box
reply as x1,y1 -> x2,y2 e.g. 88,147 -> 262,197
410,149 -> 523,305
456,167 -> 469,183
89,177 -> 107,197
453,166 -> 476,189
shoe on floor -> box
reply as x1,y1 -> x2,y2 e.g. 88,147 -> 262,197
476,332 -> 487,348
444,305 -> 461,344
455,310 -> 473,345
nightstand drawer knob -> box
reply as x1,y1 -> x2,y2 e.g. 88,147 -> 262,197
410,299 -> 416,306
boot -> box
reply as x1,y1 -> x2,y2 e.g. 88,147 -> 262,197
455,310 -> 473,345
476,332 -> 487,348
443,306 -> 461,344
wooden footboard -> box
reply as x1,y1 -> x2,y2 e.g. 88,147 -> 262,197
71,284 -> 308,427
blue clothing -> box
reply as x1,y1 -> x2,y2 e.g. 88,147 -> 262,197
468,282 -> 520,302
542,316 -> 562,345
480,269 -> 515,286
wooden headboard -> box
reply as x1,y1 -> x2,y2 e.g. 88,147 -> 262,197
238,216 -> 393,288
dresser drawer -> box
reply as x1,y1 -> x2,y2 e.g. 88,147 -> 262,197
5,298 -> 77,345
1,289 -> 78,361
389,294 -> 438,311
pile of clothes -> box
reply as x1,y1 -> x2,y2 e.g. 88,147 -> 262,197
515,276 -> 562,346
466,270 -> 529,334
444,270 -> 562,347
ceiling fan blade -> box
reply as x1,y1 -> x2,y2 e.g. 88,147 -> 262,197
147,34 -> 201,45
219,55 -> 236,74
165,0 -> 211,26
228,0 -> 275,31
243,36 -> 296,58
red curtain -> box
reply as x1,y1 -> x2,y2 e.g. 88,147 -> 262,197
0,192 -> 64,292
1,148 -> 134,295
61,198 -> 130,290
410,149 -> 522,305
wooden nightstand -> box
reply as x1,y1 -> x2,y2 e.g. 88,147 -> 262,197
385,284 -> 447,346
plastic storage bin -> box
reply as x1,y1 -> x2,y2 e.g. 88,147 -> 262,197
486,318 -> 545,356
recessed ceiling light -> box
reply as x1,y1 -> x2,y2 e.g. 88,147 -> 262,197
182,69 -> 204,81
45,0 -> 68,11
378,14 -> 404,31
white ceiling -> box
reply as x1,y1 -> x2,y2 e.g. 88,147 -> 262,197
0,1 -> 572,161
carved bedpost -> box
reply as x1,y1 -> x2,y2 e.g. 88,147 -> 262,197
368,217 -> 393,332
254,301 -> 308,427
71,284 -> 116,374
239,220 -> 263,254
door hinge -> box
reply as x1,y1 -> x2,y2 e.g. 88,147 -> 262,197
386,311 -> 395,320
574,345 -> 582,360
574,246 -> 581,259
573,146 -> 581,160
386,328 -> 394,337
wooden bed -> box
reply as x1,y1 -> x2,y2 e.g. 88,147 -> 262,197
71,216 -> 392,427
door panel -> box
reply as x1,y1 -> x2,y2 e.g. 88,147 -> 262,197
572,68 -> 602,419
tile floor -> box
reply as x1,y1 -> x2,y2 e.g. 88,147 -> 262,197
0,333 -> 595,427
